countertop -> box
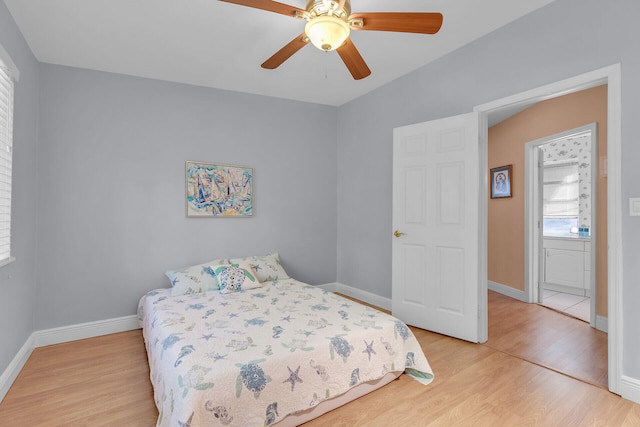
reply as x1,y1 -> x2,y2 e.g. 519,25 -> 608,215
543,234 -> 591,241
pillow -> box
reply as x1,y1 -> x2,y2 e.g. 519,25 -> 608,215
230,253 -> 290,282
215,262 -> 262,294
166,258 -> 228,296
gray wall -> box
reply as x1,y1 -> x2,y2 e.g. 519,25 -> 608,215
0,1 -> 39,380
3,0 -> 640,391
35,65 -> 338,329
336,0 -> 640,378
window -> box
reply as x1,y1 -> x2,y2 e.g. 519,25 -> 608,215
0,54 -> 15,266
543,161 -> 579,218
542,161 -> 579,237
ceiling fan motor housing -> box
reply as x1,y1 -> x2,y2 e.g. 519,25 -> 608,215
306,0 -> 351,19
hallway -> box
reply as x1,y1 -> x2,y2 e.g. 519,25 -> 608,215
485,290 -> 607,389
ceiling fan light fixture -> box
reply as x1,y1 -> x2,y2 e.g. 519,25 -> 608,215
304,15 -> 350,51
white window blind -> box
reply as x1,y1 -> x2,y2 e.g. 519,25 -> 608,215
0,60 -> 14,264
543,162 -> 579,218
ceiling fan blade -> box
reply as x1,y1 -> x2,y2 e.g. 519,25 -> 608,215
349,12 -> 443,34
336,38 -> 371,80
261,33 -> 309,69
219,0 -> 305,18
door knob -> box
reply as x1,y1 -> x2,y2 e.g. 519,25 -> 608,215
394,230 -> 406,238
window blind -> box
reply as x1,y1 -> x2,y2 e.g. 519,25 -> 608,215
0,61 -> 14,264
543,162 -> 579,218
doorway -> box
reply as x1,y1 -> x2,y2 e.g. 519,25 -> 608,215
487,101 -> 604,387
475,64 -> 622,394
527,123 -> 599,328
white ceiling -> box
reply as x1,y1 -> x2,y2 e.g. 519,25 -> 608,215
4,0 -> 556,106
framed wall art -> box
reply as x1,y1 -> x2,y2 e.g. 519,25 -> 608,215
490,164 -> 512,199
186,161 -> 253,217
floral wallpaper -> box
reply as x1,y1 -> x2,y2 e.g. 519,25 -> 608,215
541,132 -> 592,229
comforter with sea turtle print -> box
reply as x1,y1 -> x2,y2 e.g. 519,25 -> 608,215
138,278 -> 433,427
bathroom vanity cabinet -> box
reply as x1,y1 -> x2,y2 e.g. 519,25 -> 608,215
542,237 -> 591,297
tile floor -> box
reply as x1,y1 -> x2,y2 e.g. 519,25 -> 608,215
540,289 -> 591,323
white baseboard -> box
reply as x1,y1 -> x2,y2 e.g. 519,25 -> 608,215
0,335 -> 35,403
621,375 -> 640,404
0,315 -> 140,403
32,315 -> 140,348
596,315 -> 608,333
488,280 -> 528,302
319,282 -> 392,312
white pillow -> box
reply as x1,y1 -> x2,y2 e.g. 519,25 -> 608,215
215,262 -> 262,294
230,253 -> 290,282
166,258 -> 228,296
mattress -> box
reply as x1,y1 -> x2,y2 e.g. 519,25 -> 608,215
138,278 -> 433,426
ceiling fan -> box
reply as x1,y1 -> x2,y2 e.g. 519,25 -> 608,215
219,0 -> 443,80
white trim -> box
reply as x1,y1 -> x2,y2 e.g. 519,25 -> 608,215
0,315 -> 140,403
478,114 -> 489,342
596,315 -> 608,333
475,63 -> 623,395
316,282 -> 337,292
32,315 -> 140,348
488,280 -> 527,302
621,376 -> 640,405
524,143 -> 542,304
523,123 -> 598,319
0,334 -> 34,402
319,282 -> 392,312
606,63 -> 623,396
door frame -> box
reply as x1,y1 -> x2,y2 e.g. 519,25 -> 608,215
525,123 -> 599,328
474,63 -> 622,394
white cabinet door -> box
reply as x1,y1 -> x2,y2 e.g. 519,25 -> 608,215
544,248 -> 585,289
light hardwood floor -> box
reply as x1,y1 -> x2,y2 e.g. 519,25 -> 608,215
486,290 -> 608,389
0,292 -> 637,426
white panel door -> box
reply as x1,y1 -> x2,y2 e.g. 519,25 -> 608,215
392,113 -> 479,342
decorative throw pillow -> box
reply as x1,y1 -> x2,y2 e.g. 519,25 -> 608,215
230,253 -> 290,282
215,262 -> 262,294
166,258 -> 228,296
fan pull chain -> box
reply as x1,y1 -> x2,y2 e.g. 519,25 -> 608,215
324,51 -> 329,79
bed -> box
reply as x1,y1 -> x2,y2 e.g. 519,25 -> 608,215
138,254 -> 433,426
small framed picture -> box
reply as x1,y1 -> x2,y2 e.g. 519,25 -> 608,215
490,164 -> 512,199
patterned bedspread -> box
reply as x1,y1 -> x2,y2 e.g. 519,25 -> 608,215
138,279 -> 433,426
